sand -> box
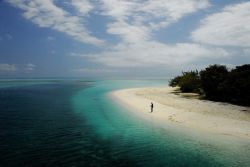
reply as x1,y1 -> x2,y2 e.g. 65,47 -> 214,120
110,87 -> 250,140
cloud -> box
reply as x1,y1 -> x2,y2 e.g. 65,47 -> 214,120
101,0 -> 210,43
192,2 -> 250,47
65,0 -> 232,70
0,64 -> 17,72
244,48 -> 250,55
7,0 -> 236,73
81,0 -> 217,69
25,63 -> 36,71
71,0 -> 94,16
73,68 -> 117,74
82,41 -> 229,67
5,0 -> 105,46
68,52 -> 83,57
5,0 -> 210,46
0,63 -> 36,73
100,0 -> 210,24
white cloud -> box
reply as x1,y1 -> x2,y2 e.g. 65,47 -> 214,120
5,0 -> 105,46
0,64 -> 17,72
71,0 -> 94,16
138,0 -> 210,23
106,21 -> 150,43
69,52 -> 83,57
0,63 -> 36,73
82,41 -> 229,67
7,0 -> 235,72
80,0 -> 219,69
73,68 -> 117,74
244,48 -> 250,55
192,2 -> 250,47
5,0 -> 210,46
55,0 -> 233,70
101,0 -> 210,43
26,63 -> 36,71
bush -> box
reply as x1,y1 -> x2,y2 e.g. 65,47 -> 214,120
179,71 -> 201,93
200,65 -> 229,100
169,70 -> 201,93
169,64 -> 250,106
223,64 -> 250,105
169,76 -> 182,87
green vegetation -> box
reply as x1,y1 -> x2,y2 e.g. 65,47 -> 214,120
170,70 -> 201,93
169,64 -> 250,106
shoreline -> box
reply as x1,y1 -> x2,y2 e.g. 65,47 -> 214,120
110,86 -> 250,140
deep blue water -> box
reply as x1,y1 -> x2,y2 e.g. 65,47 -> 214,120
0,80 -> 249,167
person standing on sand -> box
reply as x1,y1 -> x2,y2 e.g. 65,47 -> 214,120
150,102 -> 154,113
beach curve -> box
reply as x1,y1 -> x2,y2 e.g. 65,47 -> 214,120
110,86 -> 250,140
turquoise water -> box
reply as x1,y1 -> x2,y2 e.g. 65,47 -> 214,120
0,80 -> 250,166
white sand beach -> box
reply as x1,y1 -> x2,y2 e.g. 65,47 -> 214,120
110,87 -> 250,140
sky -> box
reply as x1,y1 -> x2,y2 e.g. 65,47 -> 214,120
0,0 -> 250,79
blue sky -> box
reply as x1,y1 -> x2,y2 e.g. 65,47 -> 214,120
0,0 -> 250,78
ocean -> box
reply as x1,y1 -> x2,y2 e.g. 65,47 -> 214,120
0,80 -> 249,167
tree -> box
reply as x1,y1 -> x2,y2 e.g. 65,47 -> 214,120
169,64 -> 250,106
200,64 -> 229,100
169,76 -> 182,87
178,71 -> 201,93
224,64 -> 250,105
169,70 -> 201,93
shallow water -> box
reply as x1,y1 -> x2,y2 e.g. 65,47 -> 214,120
0,80 -> 249,166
